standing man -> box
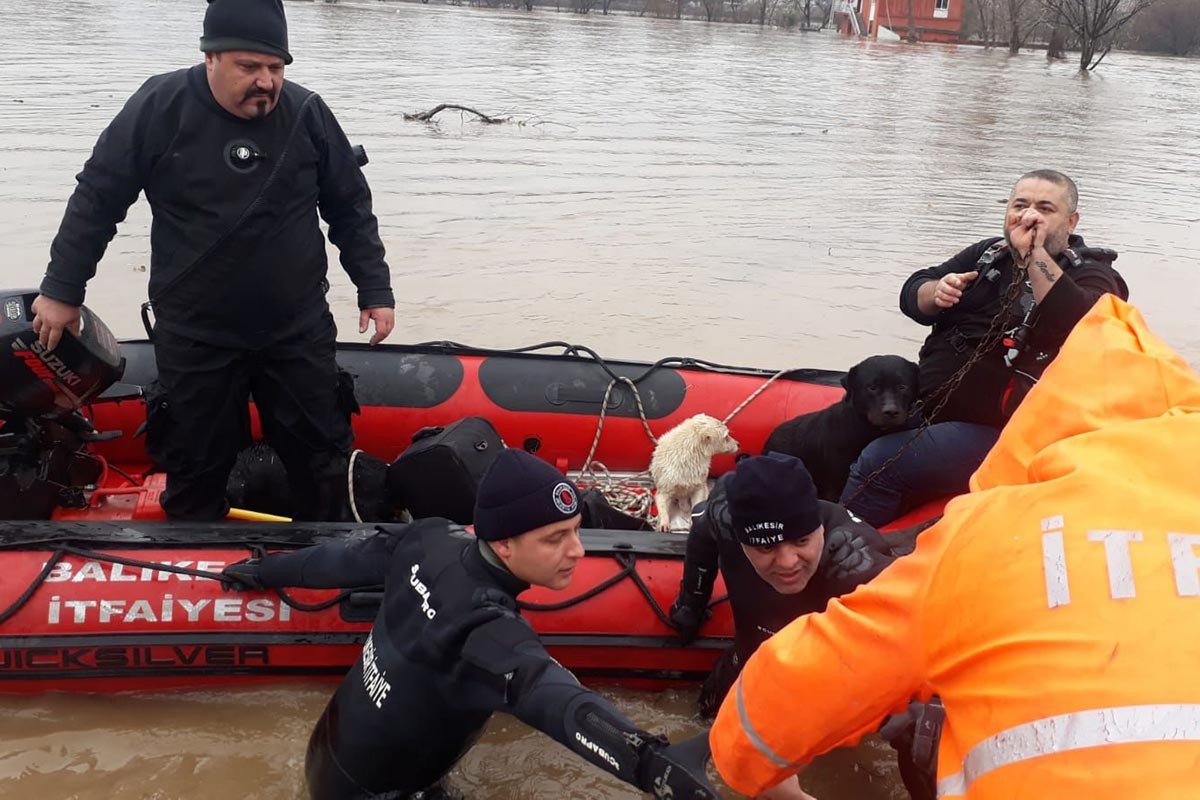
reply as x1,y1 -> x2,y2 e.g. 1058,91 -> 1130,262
31,0 -> 395,520
841,170 -> 1127,526
709,297 -> 1200,799
222,449 -> 718,800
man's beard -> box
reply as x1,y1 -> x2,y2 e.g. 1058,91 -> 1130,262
243,89 -> 275,119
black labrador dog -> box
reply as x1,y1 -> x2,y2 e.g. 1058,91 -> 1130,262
762,355 -> 919,501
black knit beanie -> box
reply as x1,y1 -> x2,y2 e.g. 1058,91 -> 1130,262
200,0 -> 293,65
727,453 -> 822,547
473,449 -> 581,542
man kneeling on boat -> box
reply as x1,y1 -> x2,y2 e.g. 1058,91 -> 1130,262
221,448 -> 718,800
669,452 -> 936,800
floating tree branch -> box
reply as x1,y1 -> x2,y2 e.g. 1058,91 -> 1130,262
403,104 -> 510,124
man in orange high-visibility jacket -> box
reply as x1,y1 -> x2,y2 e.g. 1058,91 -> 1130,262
709,295 -> 1200,799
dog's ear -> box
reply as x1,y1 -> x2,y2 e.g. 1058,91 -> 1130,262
842,365 -> 857,392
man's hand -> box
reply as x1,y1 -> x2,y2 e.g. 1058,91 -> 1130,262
825,526 -> 879,593
219,558 -> 264,591
359,306 -> 395,346
1006,208 -> 1047,265
917,270 -> 978,315
638,732 -> 720,800
668,599 -> 709,645
758,775 -> 819,800
30,294 -> 82,352
932,271 -> 978,309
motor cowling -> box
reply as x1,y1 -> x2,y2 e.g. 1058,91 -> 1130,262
0,290 -> 125,419
1,290 -> 125,519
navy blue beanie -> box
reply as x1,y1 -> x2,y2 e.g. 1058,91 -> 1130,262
473,449 -> 581,542
727,453 -> 821,546
201,0 -> 293,65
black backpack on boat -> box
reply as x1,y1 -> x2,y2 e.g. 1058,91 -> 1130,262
385,417 -> 503,524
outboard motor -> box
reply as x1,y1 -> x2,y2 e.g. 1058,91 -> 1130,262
0,290 -> 125,518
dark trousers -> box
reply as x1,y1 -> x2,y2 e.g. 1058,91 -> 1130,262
839,421 -> 1000,526
145,314 -> 353,521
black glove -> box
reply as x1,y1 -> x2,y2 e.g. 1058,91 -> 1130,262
878,700 -> 921,744
219,558 -> 264,591
824,526 -> 878,594
697,645 -> 741,719
668,598 -> 710,645
637,732 -> 719,800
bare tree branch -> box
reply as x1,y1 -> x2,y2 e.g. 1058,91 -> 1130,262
1039,0 -> 1158,70
403,104 -> 511,124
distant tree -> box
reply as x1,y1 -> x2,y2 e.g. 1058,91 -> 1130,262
700,0 -> 724,20
1006,0 -> 1044,51
814,0 -> 835,26
1126,0 -> 1200,54
1039,0 -> 1159,69
1046,23 -> 1069,56
976,0 -> 1002,46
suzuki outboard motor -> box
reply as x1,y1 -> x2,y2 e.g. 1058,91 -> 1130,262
0,290 -> 125,518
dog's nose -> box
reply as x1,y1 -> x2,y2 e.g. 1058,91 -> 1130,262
881,408 -> 903,423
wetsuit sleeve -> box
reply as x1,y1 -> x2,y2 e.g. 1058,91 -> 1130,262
40,81 -> 158,305
899,239 -> 995,326
458,615 -> 663,789
1033,254 -> 1128,345
674,499 -> 721,612
312,96 -> 394,311
709,517 -> 949,797
257,524 -> 407,588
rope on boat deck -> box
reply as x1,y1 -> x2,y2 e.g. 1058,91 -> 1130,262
348,448 -> 366,524
578,377 -> 658,521
577,367 -> 803,525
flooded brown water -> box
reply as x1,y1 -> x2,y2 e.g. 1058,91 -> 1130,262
1,0 -> 1199,797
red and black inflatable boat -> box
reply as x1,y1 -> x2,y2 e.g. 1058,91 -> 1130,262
0,291 -> 935,694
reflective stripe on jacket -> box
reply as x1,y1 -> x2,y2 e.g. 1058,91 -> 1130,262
710,296 -> 1200,798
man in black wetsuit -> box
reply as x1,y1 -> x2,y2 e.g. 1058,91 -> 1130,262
669,453 -> 902,706
222,448 -> 718,800
839,169 -> 1129,526
668,452 -> 934,800
31,0 -> 395,521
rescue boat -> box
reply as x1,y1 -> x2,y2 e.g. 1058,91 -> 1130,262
0,291 -> 937,694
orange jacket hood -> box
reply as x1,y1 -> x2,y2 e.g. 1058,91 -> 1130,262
971,295 -> 1200,493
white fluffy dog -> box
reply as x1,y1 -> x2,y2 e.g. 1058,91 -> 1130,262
649,414 -> 739,532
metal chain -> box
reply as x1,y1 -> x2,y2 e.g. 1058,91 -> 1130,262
842,267 -> 1028,507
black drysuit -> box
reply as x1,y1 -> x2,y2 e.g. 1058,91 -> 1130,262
672,476 -> 900,666
900,235 -> 1128,427
255,519 -> 699,800
41,64 -> 393,519
670,478 -> 938,799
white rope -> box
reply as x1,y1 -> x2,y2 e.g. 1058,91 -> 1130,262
722,367 -> 800,425
578,378 -> 658,520
576,367 -> 803,524
347,448 -> 364,524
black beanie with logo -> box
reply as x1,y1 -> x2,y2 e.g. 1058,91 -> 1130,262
200,0 -> 293,65
473,449 -> 581,542
727,452 -> 822,547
